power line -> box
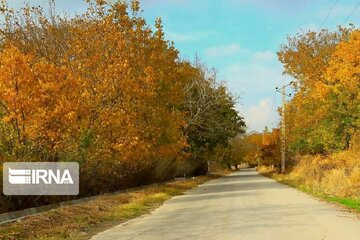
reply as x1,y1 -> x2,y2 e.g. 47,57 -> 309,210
320,0 -> 339,29
343,1 -> 360,25
265,90 -> 277,130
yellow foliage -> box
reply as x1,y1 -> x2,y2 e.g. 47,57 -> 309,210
290,150 -> 360,197
0,0 -> 191,190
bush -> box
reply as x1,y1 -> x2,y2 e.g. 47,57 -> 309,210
290,149 -> 360,197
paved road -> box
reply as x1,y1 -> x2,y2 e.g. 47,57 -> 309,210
91,168 -> 360,240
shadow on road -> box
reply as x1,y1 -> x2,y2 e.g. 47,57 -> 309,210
168,169 -> 287,203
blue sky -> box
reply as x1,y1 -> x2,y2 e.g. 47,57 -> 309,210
8,0 -> 360,131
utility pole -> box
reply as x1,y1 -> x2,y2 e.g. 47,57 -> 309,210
276,82 -> 293,174
281,85 -> 286,174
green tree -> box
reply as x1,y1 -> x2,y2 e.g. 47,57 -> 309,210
181,61 -> 246,174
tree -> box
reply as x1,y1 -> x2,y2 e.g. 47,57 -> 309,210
278,27 -> 354,155
181,61 -> 246,174
324,29 -> 360,147
0,0 -> 246,212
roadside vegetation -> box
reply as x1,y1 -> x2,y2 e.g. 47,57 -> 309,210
0,174 -> 221,240
258,165 -> 360,213
243,26 -> 360,208
0,0 -> 245,213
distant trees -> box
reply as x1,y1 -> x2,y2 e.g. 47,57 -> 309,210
181,61 -> 245,173
0,0 -> 245,212
215,128 -> 281,169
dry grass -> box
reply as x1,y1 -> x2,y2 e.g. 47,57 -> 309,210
0,175 -> 221,240
258,149 -> 360,198
256,165 -> 277,175
290,149 -> 360,198
258,150 -> 360,213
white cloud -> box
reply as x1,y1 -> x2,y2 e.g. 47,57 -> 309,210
252,50 -> 276,61
244,98 -> 279,132
226,62 -> 282,90
205,44 -> 246,58
223,49 -> 293,132
166,32 -> 198,42
225,62 -> 283,132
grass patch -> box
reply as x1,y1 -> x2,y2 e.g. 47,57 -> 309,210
323,197 -> 360,211
261,170 -> 360,213
0,174 -> 221,240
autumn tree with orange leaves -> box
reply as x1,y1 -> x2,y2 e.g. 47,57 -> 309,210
278,27 -> 358,155
0,0 -> 245,212
238,27 -> 360,168
272,27 -> 360,197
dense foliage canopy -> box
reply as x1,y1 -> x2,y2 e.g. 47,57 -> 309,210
0,0 -> 245,212
278,27 -> 359,155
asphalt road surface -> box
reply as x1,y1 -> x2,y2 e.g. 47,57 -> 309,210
91,168 -> 360,240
